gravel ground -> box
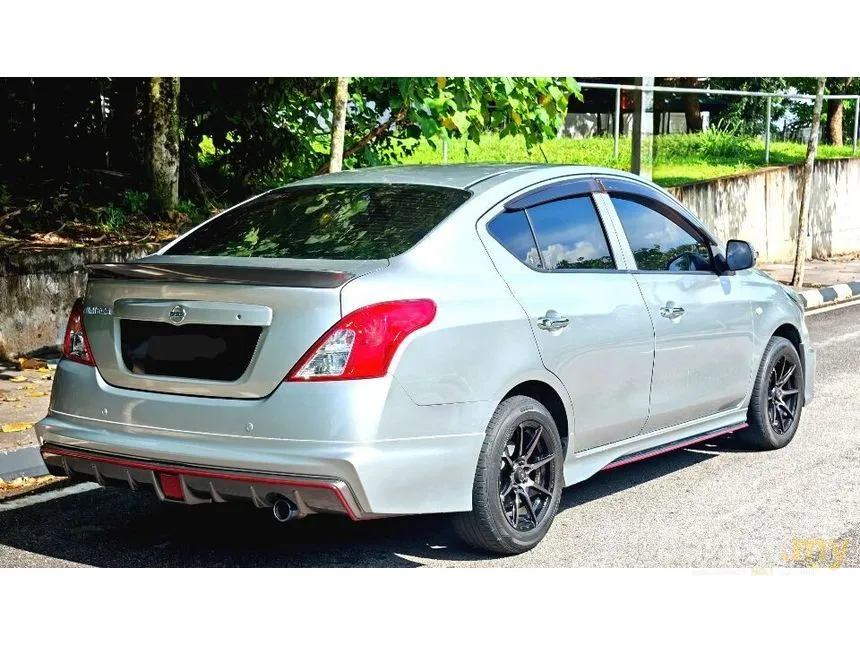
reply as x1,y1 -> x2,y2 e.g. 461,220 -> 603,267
0,304 -> 858,568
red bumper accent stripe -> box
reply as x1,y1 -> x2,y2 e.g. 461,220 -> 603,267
40,445 -> 360,521
600,423 -> 748,472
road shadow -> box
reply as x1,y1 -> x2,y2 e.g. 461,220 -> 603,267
0,443 -> 727,568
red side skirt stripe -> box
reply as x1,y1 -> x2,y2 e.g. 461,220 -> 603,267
600,423 -> 748,472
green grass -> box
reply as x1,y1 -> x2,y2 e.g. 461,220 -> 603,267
394,133 -> 858,187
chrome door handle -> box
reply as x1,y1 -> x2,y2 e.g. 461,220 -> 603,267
659,305 -> 685,319
537,316 -> 570,331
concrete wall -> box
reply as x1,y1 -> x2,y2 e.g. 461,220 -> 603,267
668,157 -> 860,263
0,244 -> 157,359
2,158 -> 859,356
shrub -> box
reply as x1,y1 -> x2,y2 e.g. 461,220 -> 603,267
696,120 -> 753,160
98,204 -> 126,232
177,199 -> 208,225
655,134 -> 701,161
122,190 -> 149,214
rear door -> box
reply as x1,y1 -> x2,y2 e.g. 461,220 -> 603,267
601,179 -> 755,431
478,179 -> 655,452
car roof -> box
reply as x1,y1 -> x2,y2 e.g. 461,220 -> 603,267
284,163 -> 712,238
289,163 -> 647,194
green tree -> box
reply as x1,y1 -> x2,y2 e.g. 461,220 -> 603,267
313,77 -> 581,174
704,77 -> 858,143
180,77 -> 579,196
0,77 -> 581,234
706,77 -> 790,135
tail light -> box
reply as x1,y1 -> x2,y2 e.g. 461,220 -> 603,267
286,299 -> 436,381
63,297 -> 95,366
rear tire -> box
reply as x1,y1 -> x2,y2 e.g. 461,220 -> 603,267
453,395 -> 564,555
744,336 -> 804,450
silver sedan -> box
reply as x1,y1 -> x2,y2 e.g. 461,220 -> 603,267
36,164 -> 815,554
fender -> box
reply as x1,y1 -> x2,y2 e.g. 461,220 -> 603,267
489,367 -> 577,451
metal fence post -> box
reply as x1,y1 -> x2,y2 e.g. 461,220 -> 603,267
442,139 -> 448,164
613,87 -> 621,160
764,96 -> 772,164
853,98 -> 859,156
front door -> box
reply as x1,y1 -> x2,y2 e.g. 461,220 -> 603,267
606,192 -> 755,432
480,189 -> 655,452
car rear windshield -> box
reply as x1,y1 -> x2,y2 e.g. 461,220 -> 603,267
164,183 -> 472,260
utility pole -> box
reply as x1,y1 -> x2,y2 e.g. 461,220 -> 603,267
631,77 -> 654,179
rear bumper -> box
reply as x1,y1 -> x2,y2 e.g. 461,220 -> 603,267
35,411 -> 486,517
41,443 -> 367,519
35,361 -> 490,516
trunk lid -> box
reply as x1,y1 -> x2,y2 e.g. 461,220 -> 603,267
82,256 -> 387,399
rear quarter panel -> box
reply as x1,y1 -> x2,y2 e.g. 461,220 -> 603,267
340,237 -> 546,407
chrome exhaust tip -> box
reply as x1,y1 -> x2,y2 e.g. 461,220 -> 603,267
272,496 -> 297,522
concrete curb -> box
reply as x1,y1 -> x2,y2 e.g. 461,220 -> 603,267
798,281 -> 860,311
0,445 -> 48,481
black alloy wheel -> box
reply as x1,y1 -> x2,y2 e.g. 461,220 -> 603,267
499,421 -> 557,531
453,395 -> 564,555
767,355 -> 801,435
745,336 -> 805,450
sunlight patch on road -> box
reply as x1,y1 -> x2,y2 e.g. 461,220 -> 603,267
809,327 -> 860,350
0,482 -> 98,512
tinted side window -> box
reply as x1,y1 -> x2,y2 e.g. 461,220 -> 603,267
527,197 -> 615,270
487,211 -> 541,268
611,196 -> 713,272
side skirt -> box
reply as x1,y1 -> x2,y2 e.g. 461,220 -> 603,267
599,423 -> 747,471
563,410 -> 749,487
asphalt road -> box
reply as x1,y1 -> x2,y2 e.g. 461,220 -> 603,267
2,304 -> 859,568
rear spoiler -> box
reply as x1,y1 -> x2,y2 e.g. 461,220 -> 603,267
86,263 -> 354,289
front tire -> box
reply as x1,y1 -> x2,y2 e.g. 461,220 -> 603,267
744,336 -> 804,450
453,395 -> 564,555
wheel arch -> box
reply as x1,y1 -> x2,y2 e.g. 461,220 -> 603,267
500,379 -> 571,454
770,322 -> 808,402
771,322 -> 802,353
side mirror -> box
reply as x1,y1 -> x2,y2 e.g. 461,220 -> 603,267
725,239 -> 756,271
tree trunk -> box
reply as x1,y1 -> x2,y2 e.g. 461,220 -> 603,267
825,77 -> 852,147
680,77 -> 703,133
315,105 -> 408,175
826,100 -> 844,147
652,78 -> 664,135
148,77 -> 180,214
328,77 -> 349,173
791,77 -> 826,288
